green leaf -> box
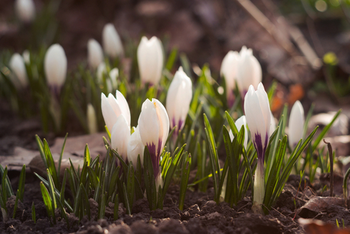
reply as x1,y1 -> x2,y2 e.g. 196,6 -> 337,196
17,165 -> 26,201
40,182 -> 53,219
58,133 -> 68,181
203,114 -> 220,202
31,202 -> 36,223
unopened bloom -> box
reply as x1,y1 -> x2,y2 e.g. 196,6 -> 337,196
127,127 -> 145,166
166,67 -> 192,133
87,104 -> 98,134
44,44 -> 67,92
237,46 -> 262,98
289,101 -> 305,148
22,50 -> 30,64
87,39 -> 103,69
15,0 -> 35,23
244,83 -> 271,212
111,115 -> 130,161
220,51 -> 239,106
109,68 -> 119,90
229,115 -> 248,148
102,23 -> 124,59
101,90 -> 131,132
9,53 -> 28,89
138,99 -> 169,181
137,36 -> 164,85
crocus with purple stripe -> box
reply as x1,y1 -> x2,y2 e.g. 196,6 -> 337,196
138,99 -> 169,181
244,83 -> 271,213
166,67 -> 192,135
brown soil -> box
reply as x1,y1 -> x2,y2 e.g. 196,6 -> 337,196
1,169 -> 349,234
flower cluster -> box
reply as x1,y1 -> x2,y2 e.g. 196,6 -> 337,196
101,66 -> 192,187
220,46 -> 262,105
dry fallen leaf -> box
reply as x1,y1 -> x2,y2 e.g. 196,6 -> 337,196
0,133 -> 106,171
298,197 -> 344,218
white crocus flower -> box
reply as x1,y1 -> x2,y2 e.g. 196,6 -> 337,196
15,0 -> 35,23
101,90 -> 131,133
109,68 -> 119,90
22,50 -> 30,64
166,67 -> 192,133
9,53 -> 28,89
127,127 -> 145,166
97,63 -> 106,82
289,100 -> 305,149
137,36 -> 164,85
87,39 -> 103,69
229,115 -> 248,149
237,46 -> 262,99
244,83 -> 271,213
87,104 -> 98,134
102,23 -> 124,59
111,115 -> 130,161
44,44 -> 67,93
138,98 -> 169,183
220,51 -> 239,106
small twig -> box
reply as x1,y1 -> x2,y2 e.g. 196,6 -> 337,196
323,139 -> 334,197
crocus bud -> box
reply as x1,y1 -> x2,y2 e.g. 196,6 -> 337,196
138,98 -> 169,180
127,127 -> 145,166
44,44 -> 67,92
137,36 -> 164,85
22,50 -> 30,64
9,53 -> 28,89
237,46 -> 262,98
244,82 -> 271,213
101,90 -> 131,133
229,115 -> 248,148
102,23 -> 124,59
111,115 -> 130,161
87,39 -> 103,69
15,0 -> 35,23
220,51 -> 239,106
109,68 -> 119,90
289,100 -> 305,148
87,103 -> 98,134
166,67 -> 192,133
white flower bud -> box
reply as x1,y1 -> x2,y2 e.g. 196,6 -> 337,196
229,115 -> 248,148
15,0 -> 35,23
289,101 -> 305,148
220,51 -> 239,105
138,98 -> 169,178
9,53 -> 28,89
87,104 -> 98,134
166,67 -> 192,133
87,39 -> 103,69
237,46 -> 262,97
137,36 -> 163,85
22,50 -> 30,64
111,115 -> 130,161
101,90 -> 130,132
102,23 -> 124,59
244,82 -> 271,211
44,44 -> 67,90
